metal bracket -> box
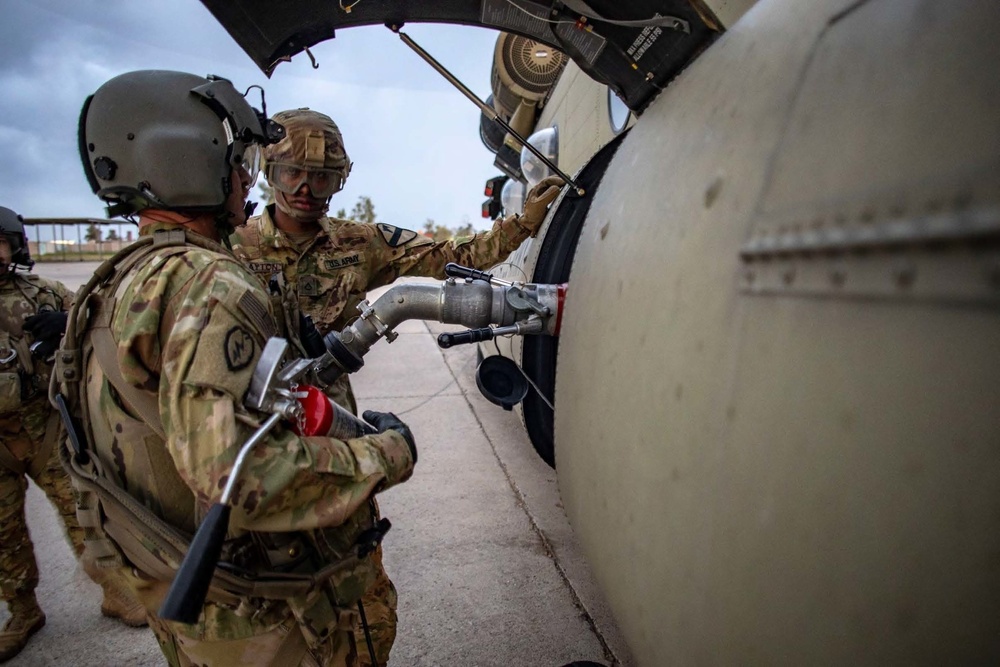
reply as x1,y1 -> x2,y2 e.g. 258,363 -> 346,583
356,299 -> 398,343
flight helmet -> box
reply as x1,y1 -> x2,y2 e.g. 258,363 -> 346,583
0,207 -> 33,270
79,70 -> 284,218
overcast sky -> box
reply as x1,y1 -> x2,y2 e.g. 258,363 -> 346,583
1,0 -> 503,240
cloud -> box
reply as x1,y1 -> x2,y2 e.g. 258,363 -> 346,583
2,0 -> 506,234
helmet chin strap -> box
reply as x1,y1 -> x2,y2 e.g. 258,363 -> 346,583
274,189 -> 330,221
213,204 -> 256,251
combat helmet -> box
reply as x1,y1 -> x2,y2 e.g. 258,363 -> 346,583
263,108 -> 352,219
0,206 -> 33,270
78,70 -> 285,219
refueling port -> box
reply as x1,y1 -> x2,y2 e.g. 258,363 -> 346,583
476,355 -> 528,411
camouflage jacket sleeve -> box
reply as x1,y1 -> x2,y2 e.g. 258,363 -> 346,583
33,276 -> 74,310
364,214 -> 532,291
117,251 -> 413,533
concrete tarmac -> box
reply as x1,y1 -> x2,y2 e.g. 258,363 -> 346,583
2,262 -> 635,667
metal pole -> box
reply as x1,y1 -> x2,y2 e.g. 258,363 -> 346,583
389,26 -> 585,196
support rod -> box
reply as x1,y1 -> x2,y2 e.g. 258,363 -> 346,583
389,25 -> 585,196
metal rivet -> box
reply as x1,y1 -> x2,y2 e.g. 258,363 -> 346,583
126,133 -> 135,141
63,370 -> 73,378
704,177 -> 723,208
288,545 -> 300,558
895,267 -> 916,289
61,353 -> 72,363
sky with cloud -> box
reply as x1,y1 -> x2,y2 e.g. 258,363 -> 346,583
1,0 -> 504,241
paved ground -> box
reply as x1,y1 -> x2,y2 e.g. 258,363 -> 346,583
3,261 -> 634,667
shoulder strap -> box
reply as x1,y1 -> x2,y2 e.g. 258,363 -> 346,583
56,230 -> 194,433
25,410 -> 62,479
0,441 -> 26,475
88,292 -> 168,440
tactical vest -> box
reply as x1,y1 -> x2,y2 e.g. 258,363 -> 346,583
54,229 -> 373,639
0,273 -> 65,477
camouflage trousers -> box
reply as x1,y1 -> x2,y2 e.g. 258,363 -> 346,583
148,614 -> 354,667
355,545 -> 397,667
324,384 -> 396,667
142,544 -> 397,667
0,400 -> 86,602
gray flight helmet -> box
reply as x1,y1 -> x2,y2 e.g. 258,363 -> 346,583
78,70 -> 285,217
0,206 -> 33,269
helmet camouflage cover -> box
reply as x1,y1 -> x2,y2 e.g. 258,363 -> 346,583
264,108 -> 352,178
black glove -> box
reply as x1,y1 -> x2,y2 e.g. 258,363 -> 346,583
23,311 -> 68,359
362,410 -> 417,464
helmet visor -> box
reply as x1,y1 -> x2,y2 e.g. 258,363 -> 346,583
241,143 -> 261,188
267,163 -> 344,199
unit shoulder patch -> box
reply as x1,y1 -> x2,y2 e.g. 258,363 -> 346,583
376,223 -> 423,247
224,326 -> 255,371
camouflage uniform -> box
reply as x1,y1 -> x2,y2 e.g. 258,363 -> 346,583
232,108 -> 551,665
232,206 -> 533,664
232,206 -> 536,413
79,223 -> 414,666
0,273 -> 79,603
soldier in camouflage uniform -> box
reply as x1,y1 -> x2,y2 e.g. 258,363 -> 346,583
66,71 -> 417,666
0,207 -> 146,662
230,108 -> 562,665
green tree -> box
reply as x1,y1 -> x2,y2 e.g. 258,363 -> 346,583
85,223 -> 102,243
256,180 -> 275,205
105,229 -> 120,242
335,208 -> 347,219
453,219 -> 476,239
349,196 -> 377,223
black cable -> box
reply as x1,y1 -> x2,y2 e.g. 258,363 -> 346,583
357,599 -> 379,666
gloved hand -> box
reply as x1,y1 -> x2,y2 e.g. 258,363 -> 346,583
519,175 -> 565,233
23,311 -> 68,359
362,410 -> 417,464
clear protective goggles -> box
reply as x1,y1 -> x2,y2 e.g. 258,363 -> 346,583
266,162 -> 345,199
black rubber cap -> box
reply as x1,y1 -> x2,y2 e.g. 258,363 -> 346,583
475,355 -> 528,411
